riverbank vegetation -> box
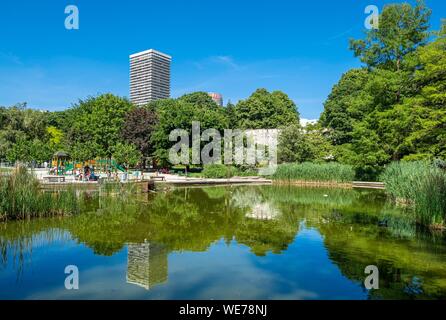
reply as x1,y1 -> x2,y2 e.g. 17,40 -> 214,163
0,167 -> 79,221
271,163 -> 355,184
380,161 -> 446,229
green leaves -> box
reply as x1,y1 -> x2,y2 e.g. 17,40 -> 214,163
112,142 -> 142,170
350,0 -> 431,71
149,94 -> 229,165
322,6 -> 445,175
233,89 -> 300,129
65,94 -> 135,159
277,124 -> 333,164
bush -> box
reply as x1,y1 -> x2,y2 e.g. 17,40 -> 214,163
202,164 -> 238,178
271,162 -> 355,183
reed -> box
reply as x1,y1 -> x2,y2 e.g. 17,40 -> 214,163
412,170 -> 446,228
271,162 -> 355,183
380,161 -> 446,228
0,167 -> 79,221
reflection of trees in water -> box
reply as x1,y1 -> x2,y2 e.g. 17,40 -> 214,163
0,220 -> 71,280
316,221 -> 446,299
2,185 -> 445,298
0,186 -> 301,277
126,241 -> 167,290
258,185 -> 446,298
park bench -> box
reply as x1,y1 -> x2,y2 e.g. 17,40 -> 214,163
43,176 -> 66,183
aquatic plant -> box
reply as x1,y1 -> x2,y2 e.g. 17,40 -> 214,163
0,167 -> 79,221
380,161 -> 446,228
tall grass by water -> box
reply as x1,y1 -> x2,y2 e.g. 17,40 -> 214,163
271,162 -> 355,183
0,167 -> 79,221
380,161 -> 446,228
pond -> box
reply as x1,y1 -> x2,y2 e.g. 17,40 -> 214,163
1,185 -> 446,300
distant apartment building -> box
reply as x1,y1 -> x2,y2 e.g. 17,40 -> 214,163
129,49 -> 171,105
208,92 -> 223,106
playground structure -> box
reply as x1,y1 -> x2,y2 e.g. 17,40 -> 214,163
51,152 -> 126,176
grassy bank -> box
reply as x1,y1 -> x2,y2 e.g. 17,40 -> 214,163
0,167 -> 79,221
380,161 -> 446,229
271,163 -> 355,185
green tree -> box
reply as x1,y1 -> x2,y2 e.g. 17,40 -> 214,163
66,94 -> 134,159
0,104 -> 51,162
320,69 -> 372,145
233,89 -> 299,129
70,142 -> 101,162
47,126 -> 64,150
150,95 -> 229,166
121,106 -> 158,167
178,92 -> 219,109
321,2 -> 446,175
112,143 -> 142,170
350,0 -> 431,71
278,124 -> 333,163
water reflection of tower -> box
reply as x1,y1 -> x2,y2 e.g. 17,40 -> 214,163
126,241 -> 168,290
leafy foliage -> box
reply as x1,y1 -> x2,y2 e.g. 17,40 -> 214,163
112,142 -> 142,169
233,89 -> 299,129
65,94 -> 134,158
121,106 -> 158,161
202,164 -> 238,178
350,0 -> 431,71
278,123 -> 333,163
321,3 -> 445,179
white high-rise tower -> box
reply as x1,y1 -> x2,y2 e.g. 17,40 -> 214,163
129,49 -> 171,105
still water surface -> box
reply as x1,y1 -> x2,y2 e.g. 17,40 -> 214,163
1,185 -> 446,299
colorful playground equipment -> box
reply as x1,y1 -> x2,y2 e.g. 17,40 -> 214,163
51,151 -> 70,175
51,152 -> 126,176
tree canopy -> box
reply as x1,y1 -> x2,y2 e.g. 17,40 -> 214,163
321,2 -> 445,179
232,89 -> 300,129
350,0 -> 431,71
65,94 -> 134,159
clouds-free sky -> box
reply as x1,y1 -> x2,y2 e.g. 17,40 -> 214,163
0,0 -> 445,119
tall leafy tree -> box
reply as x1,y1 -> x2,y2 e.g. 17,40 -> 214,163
0,104 -> 52,162
320,1 -> 443,178
150,96 -> 229,165
66,94 -> 134,159
350,0 -> 431,71
320,69 -> 372,145
121,106 -> 158,165
233,89 -> 299,129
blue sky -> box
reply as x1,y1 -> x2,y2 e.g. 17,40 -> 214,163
0,0 -> 444,119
